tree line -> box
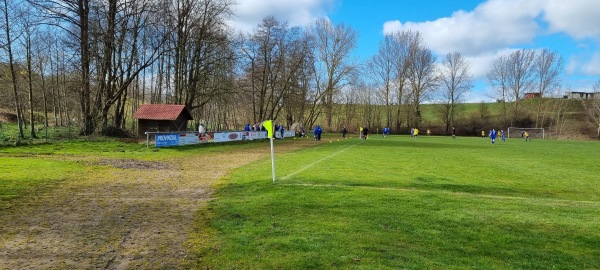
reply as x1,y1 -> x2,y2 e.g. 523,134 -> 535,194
1,0 -> 598,139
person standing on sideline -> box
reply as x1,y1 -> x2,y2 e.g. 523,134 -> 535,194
279,124 -> 285,139
342,126 -> 347,139
452,127 -> 456,139
501,130 -> 506,142
489,128 -> 497,144
363,127 -> 369,140
198,123 -> 206,141
244,123 -> 251,131
199,122 -> 206,135
314,125 -> 322,141
525,131 -> 530,142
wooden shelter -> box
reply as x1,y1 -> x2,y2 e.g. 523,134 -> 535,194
132,104 -> 193,136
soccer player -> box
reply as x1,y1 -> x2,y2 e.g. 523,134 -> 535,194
489,128 -> 497,144
525,131 -> 530,142
341,126 -> 347,139
501,130 -> 505,142
427,129 -> 431,136
452,127 -> 456,139
481,130 -> 485,139
413,128 -> 419,139
363,127 -> 369,140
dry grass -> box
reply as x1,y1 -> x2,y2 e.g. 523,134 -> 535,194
0,139 -> 314,269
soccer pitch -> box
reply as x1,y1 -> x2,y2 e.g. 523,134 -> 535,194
195,135 -> 600,269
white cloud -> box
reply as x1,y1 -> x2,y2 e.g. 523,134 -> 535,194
382,0 -> 544,55
543,0 -> 600,39
228,0 -> 334,33
566,52 -> 600,76
463,48 -> 518,79
581,52 -> 600,75
381,0 -> 600,57
379,0 -> 600,97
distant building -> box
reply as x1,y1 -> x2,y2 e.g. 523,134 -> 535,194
524,92 -> 542,99
564,91 -> 598,100
132,104 -> 193,136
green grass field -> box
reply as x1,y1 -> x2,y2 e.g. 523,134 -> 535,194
2,133 -> 599,268
192,134 -> 600,269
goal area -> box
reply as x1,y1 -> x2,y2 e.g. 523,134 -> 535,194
507,127 -> 545,139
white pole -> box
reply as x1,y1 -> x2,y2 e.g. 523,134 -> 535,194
270,137 -> 276,184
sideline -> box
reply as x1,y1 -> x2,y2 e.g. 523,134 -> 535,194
281,140 -> 363,181
278,183 -> 600,205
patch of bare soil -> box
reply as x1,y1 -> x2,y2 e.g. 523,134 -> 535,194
0,140 -> 314,269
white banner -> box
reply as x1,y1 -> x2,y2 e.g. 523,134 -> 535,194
213,132 -> 244,143
179,132 -> 199,145
245,131 -> 268,140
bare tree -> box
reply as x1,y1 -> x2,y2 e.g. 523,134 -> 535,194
507,49 -> 536,124
488,49 -> 536,126
406,34 -> 437,129
369,35 -> 397,129
590,80 -> 600,138
23,20 -> 37,138
2,0 -> 24,140
390,31 -> 414,133
30,0 -> 93,135
438,52 -> 473,132
533,49 -> 563,127
487,54 -> 510,126
89,0 -> 169,132
240,17 -> 309,124
312,18 -> 357,130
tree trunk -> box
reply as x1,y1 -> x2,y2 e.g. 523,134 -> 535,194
26,34 -> 37,138
3,0 -> 24,140
79,0 -> 93,135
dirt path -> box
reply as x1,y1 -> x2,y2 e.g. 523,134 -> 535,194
0,141 -> 311,269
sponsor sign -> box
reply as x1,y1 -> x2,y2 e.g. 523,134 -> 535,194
245,131 -> 268,140
179,133 -> 199,145
213,132 -> 244,143
155,133 -> 179,147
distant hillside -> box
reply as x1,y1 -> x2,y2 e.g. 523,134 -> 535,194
418,98 -> 594,139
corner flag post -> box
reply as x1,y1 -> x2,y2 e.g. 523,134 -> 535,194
270,136 -> 276,184
263,120 -> 276,184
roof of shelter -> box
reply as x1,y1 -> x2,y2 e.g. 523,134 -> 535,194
132,104 -> 193,120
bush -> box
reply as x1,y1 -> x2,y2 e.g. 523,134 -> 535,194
100,126 -> 135,138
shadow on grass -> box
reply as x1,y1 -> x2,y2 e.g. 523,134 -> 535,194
408,183 -> 522,197
355,138 -> 488,150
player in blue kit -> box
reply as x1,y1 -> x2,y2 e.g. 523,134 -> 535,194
489,129 -> 497,144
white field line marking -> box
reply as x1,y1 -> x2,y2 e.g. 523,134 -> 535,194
281,140 -> 362,181
279,183 -> 600,206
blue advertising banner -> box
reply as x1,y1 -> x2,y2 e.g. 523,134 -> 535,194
155,133 -> 179,147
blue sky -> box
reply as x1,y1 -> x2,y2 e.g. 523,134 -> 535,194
230,0 -> 600,102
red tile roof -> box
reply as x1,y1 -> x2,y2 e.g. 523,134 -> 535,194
132,104 -> 193,120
